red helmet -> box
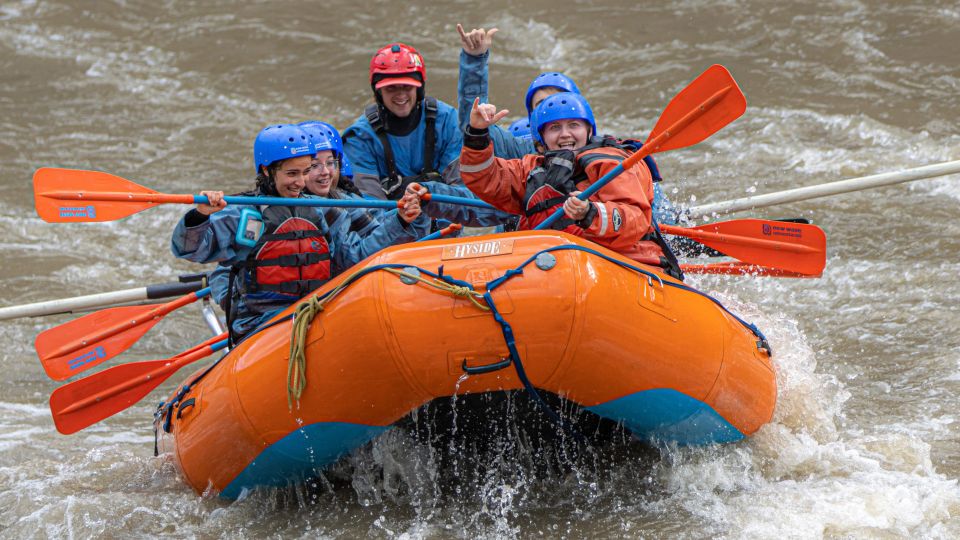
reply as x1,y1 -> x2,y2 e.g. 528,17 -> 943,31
369,43 -> 426,90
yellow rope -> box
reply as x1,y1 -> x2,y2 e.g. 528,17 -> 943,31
382,268 -> 489,311
286,267 -> 489,407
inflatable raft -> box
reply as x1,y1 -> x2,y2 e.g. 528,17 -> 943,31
157,231 -> 776,498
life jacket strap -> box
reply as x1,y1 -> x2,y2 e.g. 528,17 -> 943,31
237,252 -> 331,269
365,97 -> 440,199
257,279 -> 328,295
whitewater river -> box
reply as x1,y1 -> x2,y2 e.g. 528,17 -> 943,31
1,1 -> 958,537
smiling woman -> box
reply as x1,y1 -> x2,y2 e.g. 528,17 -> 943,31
171,123 -> 426,342
341,42 -> 464,201
460,91 -> 673,272
5,0 -> 960,536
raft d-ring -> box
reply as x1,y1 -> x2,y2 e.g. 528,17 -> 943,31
535,252 -> 557,271
399,266 -> 421,285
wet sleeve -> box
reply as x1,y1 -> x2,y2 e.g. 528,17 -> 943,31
580,159 -> 652,250
434,107 -> 464,173
459,144 -> 530,215
171,207 -> 243,264
488,125 -> 538,159
208,263 -> 232,307
457,50 -> 489,131
420,180 -> 516,227
326,206 -> 420,272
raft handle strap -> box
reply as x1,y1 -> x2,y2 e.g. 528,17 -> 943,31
462,356 -> 512,375
176,398 -> 197,419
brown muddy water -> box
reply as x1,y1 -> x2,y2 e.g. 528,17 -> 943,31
1,1 -> 959,537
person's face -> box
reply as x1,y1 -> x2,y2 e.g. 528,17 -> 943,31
266,155 -> 313,198
379,84 -> 418,118
541,119 -> 590,151
306,150 -> 339,196
530,87 -> 563,110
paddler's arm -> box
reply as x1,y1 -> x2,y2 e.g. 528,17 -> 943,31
456,25 -> 535,159
574,157 -> 653,251
171,190 -> 245,264
456,24 -> 494,132
459,98 -> 528,214
325,191 -> 424,269
409,180 -> 516,228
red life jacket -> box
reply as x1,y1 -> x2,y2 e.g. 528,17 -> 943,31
237,204 -> 332,297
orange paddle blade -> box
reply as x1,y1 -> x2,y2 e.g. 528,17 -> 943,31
682,262 -> 821,278
661,219 -> 827,276
645,65 -> 746,153
35,304 -> 164,381
34,290 -> 207,381
49,342 -> 223,435
33,167 -> 192,223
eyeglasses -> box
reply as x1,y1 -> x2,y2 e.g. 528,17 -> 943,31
312,159 -> 339,171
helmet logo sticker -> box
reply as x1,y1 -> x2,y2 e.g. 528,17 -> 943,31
411,54 -> 423,67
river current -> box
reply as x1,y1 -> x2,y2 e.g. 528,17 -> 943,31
1,1 -> 959,537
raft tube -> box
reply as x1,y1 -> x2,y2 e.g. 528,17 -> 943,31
159,231 -> 776,498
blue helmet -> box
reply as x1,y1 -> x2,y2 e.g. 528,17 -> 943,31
508,118 -> 532,141
531,92 -> 596,144
298,121 -> 353,178
253,124 -> 314,174
524,72 -> 581,114
298,122 -> 336,153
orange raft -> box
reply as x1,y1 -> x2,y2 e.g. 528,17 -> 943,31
159,231 -> 776,498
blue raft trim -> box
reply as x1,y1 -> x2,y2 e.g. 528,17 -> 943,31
586,388 -> 744,446
220,389 -> 741,498
221,422 -> 390,499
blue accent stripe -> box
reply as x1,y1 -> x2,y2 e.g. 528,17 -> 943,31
586,388 -> 744,446
221,422 -> 390,499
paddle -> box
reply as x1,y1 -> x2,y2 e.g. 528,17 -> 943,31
660,219 -> 826,276
49,337 -> 228,434
35,287 -> 217,381
685,159 -> 960,219
421,192 -> 496,209
536,64 -> 747,230
419,223 -> 463,242
32,168 -> 405,223
681,262 -> 818,278
0,275 -> 206,321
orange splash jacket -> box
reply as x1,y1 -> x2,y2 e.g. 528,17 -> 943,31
459,137 -> 665,266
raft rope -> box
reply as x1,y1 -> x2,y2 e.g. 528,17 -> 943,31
281,243 -> 770,440
157,244 -> 770,441
286,266 -> 489,406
